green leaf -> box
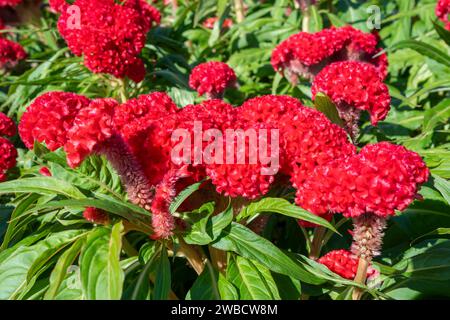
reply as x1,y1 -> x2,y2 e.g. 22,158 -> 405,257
227,256 -> 280,300
44,237 -> 85,300
0,230 -> 86,299
313,93 -> 345,128
0,177 -> 85,199
186,266 -> 219,300
169,181 -> 203,214
131,244 -> 160,300
212,223 -> 324,285
423,99 -> 450,132
153,245 -> 171,300
389,40 -> 450,68
184,205 -> 234,245
433,175 -> 450,206
237,197 -> 338,233
433,21 -> 450,46
218,273 -> 239,300
80,222 -> 124,300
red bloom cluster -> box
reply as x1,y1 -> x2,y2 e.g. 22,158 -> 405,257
312,61 -> 390,132
0,112 -> 16,137
19,92 -> 90,151
271,26 -> 388,83
202,17 -> 233,29
65,98 -> 118,168
56,0 -> 160,82
189,62 -> 237,99
83,207 -> 110,224
39,166 -> 52,176
294,142 -> 429,218
436,0 -> 450,30
0,137 -> 17,182
318,249 -> 378,280
0,37 -> 26,69
0,0 -> 21,6
49,0 -> 68,13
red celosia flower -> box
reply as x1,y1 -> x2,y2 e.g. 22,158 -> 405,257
318,249 -> 378,280
294,142 -> 429,218
0,112 -> 16,137
189,61 -> 237,99
114,92 -> 178,134
64,98 -> 117,168
49,0 -> 68,13
271,26 -> 388,83
436,0 -> 450,30
39,166 -> 52,176
56,0 -> 160,82
202,17 -> 233,29
19,91 -> 90,151
205,121 -> 278,200
0,0 -> 21,6
83,207 -> 110,224
0,37 -> 26,69
0,137 -> 17,182
312,61 -> 391,137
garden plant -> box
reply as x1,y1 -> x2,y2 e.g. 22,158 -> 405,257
0,0 -> 449,301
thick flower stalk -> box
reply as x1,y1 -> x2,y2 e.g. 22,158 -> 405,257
189,62 -> 237,99
318,249 -> 378,280
312,61 -> 391,139
271,26 -> 388,84
19,91 -> 91,151
0,112 -> 16,137
436,0 -> 450,30
56,0 -> 160,82
0,136 -> 17,182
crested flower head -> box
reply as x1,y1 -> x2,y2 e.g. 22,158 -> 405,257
189,61 -> 237,99
56,0 -> 160,82
294,142 -> 429,218
312,61 -> 391,138
0,37 -> 26,69
64,98 -> 118,168
0,112 -> 16,137
318,249 -> 379,280
0,137 -> 17,182
19,91 -> 90,151
271,26 -> 388,83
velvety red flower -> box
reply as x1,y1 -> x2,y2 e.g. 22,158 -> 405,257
39,166 -> 52,176
56,0 -> 160,82
271,26 -> 388,83
0,137 -> 17,182
294,142 -> 429,218
318,249 -> 378,280
0,0 -> 21,7
0,112 -> 16,137
312,61 -> 391,137
202,17 -> 233,29
64,98 -> 118,168
49,0 -> 68,12
189,61 -> 237,99
0,37 -> 26,69
19,91 -> 90,151
436,0 -> 450,30
83,207 -> 109,224
114,92 -> 178,134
